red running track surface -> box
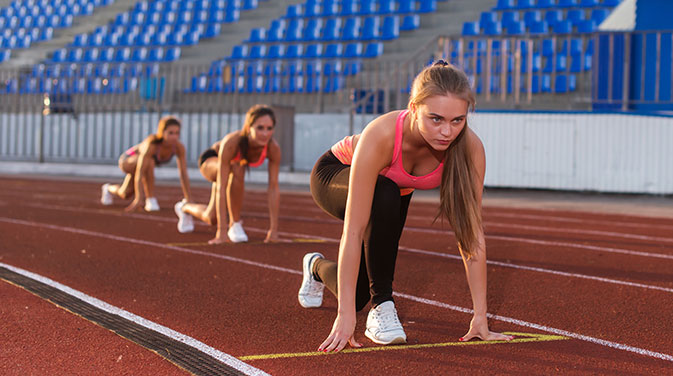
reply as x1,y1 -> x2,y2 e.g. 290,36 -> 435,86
1,176 -> 672,375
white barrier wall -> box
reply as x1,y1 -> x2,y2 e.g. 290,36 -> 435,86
1,111 -> 671,194
469,112 -> 673,194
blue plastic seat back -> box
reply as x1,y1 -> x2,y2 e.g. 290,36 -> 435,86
323,43 -> 344,58
381,15 -> 400,40
360,16 -> 381,40
400,14 -> 419,31
343,42 -> 363,58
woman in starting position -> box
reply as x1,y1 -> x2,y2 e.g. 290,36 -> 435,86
174,104 -> 281,244
297,61 -> 513,352
101,115 -> 192,212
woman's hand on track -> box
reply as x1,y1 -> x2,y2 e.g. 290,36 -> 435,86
124,200 -> 142,212
264,229 -> 279,243
318,312 -> 362,352
208,235 -> 228,245
459,315 -> 514,342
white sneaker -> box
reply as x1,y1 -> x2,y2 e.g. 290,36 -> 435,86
227,221 -> 248,243
174,199 -> 194,233
144,197 -> 160,212
365,301 -> 407,345
100,184 -> 113,205
298,252 -> 325,308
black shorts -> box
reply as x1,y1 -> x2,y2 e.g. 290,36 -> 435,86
199,148 -> 218,167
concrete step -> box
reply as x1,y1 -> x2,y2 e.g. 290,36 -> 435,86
5,0 -> 137,68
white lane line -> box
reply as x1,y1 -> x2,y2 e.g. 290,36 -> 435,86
394,292 -> 673,363
10,205 -> 673,292
406,226 -> 673,261
486,211 -> 673,232
0,261 -> 270,376
483,222 -> 673,244
2,217 -> 671,364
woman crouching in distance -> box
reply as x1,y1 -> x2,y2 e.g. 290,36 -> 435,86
174,104 -> 281,244
297,61 -> 514,352
101,116 -> 192,212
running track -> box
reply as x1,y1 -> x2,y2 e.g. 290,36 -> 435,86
1,175 -> 672,375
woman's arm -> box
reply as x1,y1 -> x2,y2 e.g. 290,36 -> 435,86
175,142 -> 192,202
209,134 -> 237,244
125,138 -> 154,212
264,141 -> 281,243
318,113 -> 396,353
459,130 -> 513,342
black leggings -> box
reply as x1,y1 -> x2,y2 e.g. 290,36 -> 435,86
310,150 -> 412,311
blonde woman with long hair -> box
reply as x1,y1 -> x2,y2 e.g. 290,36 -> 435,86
298,61 -> 513,351
174,104 -> 281,244
101,115 -> 192,212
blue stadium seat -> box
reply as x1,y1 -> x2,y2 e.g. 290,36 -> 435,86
553,20 -> 572,34
359,0 -> 376,15
342,17 -> 361,40
462,21 -> 480,36
363,42 -> 383,58
247,28 -> 266,43
321,18 -> 342,41
132,47 -> 148,62
283,44 -> 303,59
501,11 -> 520,27
517,0 -> 535,8
340,0 -> 357,16
484,21 -> 503,35
67,48 -> 82,62
506,21 -> 526,35
303,19 -> 323,41
480,11 -> 498,26
577,19 -> 597,33
248,44 -> 266,59
400,14 -> 419,31
84,48 -> 99,62
567,9 -> 586,26
603,0 -> 621,5
579,0 -> 599,6
225,9 -> 240,22
523,10 -> 542,27
545,10 -> 563,25
285,19 -> 304,41
265,44 -> 285,59
303,43 -> 323,58
100,47 -> 114,62
321,1 -> 338,16
323,43 -> 343,58
303,3 -> 320,17
230,45 -> 248,60
418,0 -> 436,13
555,74 -> 576,93
398,0 -> 415,13
381,15 -> 400,40
344,42 -> 363,58
149,47 -> 164,62
558,0 -> 578,7
242,0 -> 258,11
285,4 -> 301,18
378,0 -> 395,14
52,48 -> 67,63
537,0 -> 557,7
266,19 -> 285,42
360,16 -> 381,40
529,20 -> 549,34
0,49 -> 10,62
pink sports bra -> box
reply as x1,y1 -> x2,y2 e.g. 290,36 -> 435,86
232,143 -> 268,167
331,110 -> 444,195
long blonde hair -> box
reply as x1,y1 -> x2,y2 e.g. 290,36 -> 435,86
408,61 -> 481,258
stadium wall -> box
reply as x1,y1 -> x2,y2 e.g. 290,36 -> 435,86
0,111 -> 671,194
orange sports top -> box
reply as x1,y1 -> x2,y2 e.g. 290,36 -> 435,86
330,110 -> 444,195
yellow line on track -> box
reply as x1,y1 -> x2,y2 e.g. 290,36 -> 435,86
238,332 -> 568,361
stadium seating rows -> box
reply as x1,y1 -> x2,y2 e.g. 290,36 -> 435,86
456,0 -> 621,94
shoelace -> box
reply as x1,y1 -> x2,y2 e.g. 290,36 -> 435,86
373,306 -> 402,330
